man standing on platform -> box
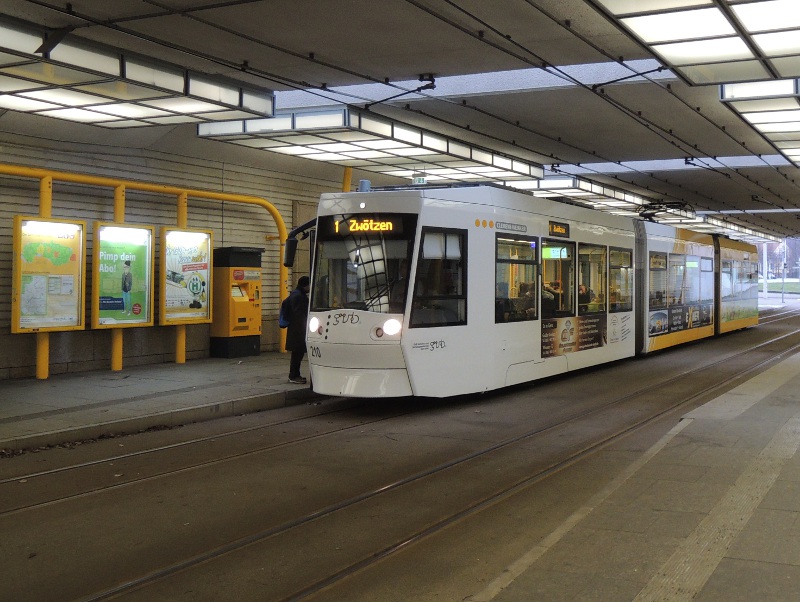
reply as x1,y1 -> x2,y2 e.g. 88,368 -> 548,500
286,276 -> 310,384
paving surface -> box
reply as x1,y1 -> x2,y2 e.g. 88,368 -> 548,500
0,352 -> 318,451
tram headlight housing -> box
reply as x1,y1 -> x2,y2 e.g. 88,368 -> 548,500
308,316 -> 321,334
381,318 -> 402,336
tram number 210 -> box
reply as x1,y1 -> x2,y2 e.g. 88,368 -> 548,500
309,345 -> 321,358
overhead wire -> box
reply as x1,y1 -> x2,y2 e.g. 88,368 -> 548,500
416,0 -> 797,235
19,0 -> 797,235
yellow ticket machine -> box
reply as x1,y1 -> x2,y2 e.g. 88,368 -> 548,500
210,247 -> 263,358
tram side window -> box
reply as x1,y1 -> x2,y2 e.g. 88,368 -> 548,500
495,235 -> 538,323
721,260 -> 734,299
578,244 -> 606,315
609,248 -> 633,312
668,253 -> 686,306
731,260 -> 758,300
541,239 -> 575,318
649,252 -> 668,309
747,262 -> 759,299
409,229 -> 467,327
700,257 -> 714,304
684,255 -> 701,305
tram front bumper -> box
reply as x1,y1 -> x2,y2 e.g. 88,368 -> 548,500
307,342 -> 412,397
310,365 -> 412,397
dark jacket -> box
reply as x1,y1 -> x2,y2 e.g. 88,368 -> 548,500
284,286 -> 309,352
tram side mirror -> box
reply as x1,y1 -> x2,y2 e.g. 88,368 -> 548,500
283,238 -> 298,267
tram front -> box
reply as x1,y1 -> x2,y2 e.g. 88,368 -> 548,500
306,205 -> 419,397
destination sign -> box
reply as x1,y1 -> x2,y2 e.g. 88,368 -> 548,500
549,221 -> 570,238
334,217 -> 398,234
317,214 -> 408,238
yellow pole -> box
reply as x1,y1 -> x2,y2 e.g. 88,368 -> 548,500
113,184 -> 125,222
40,176 -> 52,218
342,166 -> 353,192
175,192 -> 188,364
111,185 -> 126,372
36,176 -> 53,380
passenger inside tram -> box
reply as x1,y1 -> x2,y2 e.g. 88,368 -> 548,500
541,281 -> 559,318
578,284 -> 594,312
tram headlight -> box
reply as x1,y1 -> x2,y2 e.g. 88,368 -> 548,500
382,318 -> 402,336
308,316 -> 320,334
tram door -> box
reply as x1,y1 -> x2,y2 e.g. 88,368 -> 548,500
541,239 -> 575,318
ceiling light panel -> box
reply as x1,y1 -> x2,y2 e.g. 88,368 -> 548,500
721,76 -> 800,165
653,37 -> 753,66
753,31 -> 800,57
621,9 -> 734,43
197,107 -> 544,183
772,56 -> 800,78
592,1 -> 800,86
731,0 -> 800,32
0,17 -> 274,128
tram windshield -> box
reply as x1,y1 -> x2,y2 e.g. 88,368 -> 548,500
311,213 -> 418,313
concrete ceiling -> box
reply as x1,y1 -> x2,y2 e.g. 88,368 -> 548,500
2,0 -> 800,238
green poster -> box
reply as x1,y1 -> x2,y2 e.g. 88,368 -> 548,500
96,225 -> 152,326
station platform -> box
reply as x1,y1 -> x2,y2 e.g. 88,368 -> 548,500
481,346 -> 800,601
0,352 -> 319,453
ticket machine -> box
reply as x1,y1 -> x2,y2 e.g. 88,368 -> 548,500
210,247 -> 263,358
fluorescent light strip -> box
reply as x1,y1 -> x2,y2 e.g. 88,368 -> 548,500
0,17 -> 274,128
197,107 -> 545,183
513,174 -> 777,242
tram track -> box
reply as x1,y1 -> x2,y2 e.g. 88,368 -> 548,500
0,402 -> 419,515
65,316 -> 800,601
5,305 -> 798,492
2,308 -> 798,522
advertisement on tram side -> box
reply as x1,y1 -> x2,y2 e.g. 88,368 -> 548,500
648,303 -> 713,336
542,314 -> 606,358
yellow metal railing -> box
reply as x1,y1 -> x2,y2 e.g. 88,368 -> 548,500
1,163 -> 289,379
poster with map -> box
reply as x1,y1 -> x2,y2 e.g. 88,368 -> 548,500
160,228 -> 213,324
12,217 -> 86,332
92,223 -> 154,328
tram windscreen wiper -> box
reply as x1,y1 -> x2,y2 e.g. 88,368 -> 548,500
363,284 -> 390,309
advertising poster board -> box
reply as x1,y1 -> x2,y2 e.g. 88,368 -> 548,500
159,228 -> 213,324
92,223 -> 154,328
12,216 -> 86,333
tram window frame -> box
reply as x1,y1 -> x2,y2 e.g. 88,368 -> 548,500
748,262 -> 759,300
667,253 -> 686,306
684,255 -> 702,305
700,256 -> 714,304
409,227 -> 467,328
311,213 -> 417,313
649,252 -> 668,310
721,260 -> 734,300
609,247 -> 633,313
495,234 -> 538,323
577,243 -> 606,316
541,239 -> 575,318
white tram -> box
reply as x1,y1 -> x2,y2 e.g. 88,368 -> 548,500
303,186 -> 758,398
